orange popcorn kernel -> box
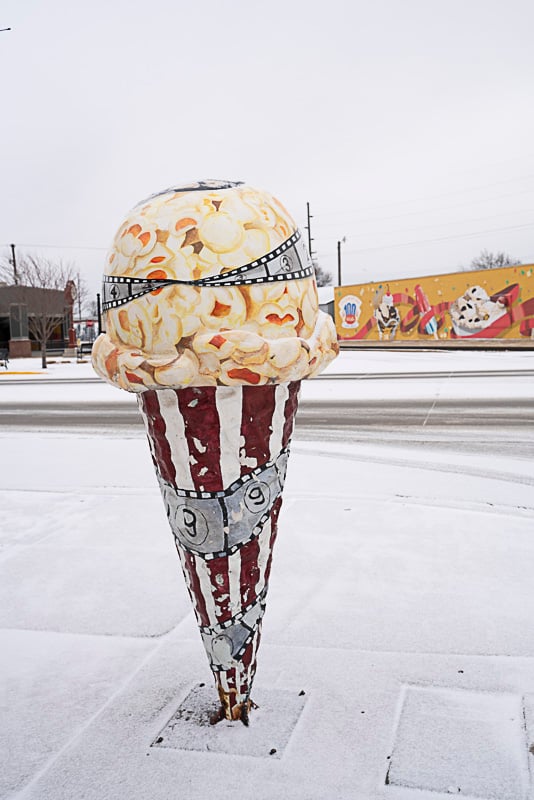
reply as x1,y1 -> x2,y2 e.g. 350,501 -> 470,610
212,301 -> 232,318
266,313 -> 295,325
209,334 -> 227,349
227,367 -> 261,384
175,217 -> 197,233
124,370 -> 145,385
104,348 -> 119,377
118,309 -> 131,332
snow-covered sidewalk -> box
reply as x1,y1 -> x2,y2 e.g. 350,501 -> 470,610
1,346 -> 534,380
1,418 -> 533,799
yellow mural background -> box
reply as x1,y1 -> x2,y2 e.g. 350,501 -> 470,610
335,264 -> 534,341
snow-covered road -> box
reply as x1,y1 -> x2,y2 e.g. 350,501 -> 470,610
1,349 -> 533,799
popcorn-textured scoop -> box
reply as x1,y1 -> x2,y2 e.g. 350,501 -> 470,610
92,181 -> 338,391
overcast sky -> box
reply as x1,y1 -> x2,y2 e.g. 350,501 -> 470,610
1,0 -> 533,302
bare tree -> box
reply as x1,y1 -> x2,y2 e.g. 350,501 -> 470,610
313,260 -> 333,287
87,299 -> 98,317
74,272 -> 91,320
0,252 -> 79,368
470,250 -> 521,270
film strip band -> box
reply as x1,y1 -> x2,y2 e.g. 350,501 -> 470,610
159,450 -> 288,560
205,504 -> 271,562
208,627 -> 263,671
165,496 -> 277,561
102,230 -> 313,312
201,596 -> 267,670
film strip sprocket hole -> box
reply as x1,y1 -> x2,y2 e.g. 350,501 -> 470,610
102,230 -> 314,312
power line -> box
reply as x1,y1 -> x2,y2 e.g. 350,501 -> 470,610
315,173 -> 534,220
340,222 -> 533,255
316,208 -> 533,242
315,185 -> 534,229
1,243 -> 108,252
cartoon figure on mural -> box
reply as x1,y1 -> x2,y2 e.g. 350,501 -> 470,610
338,294 -> 362,329
414,284 -> 439,339
372,286 -> 400,340
449,285 -> 508,338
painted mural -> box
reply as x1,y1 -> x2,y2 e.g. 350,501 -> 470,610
335,264 -> 534,341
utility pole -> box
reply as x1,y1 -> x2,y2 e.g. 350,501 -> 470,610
305,202 -> 315,260
337,237 -> 346,286
10,243 -> 17,284
96,293 -> 102,335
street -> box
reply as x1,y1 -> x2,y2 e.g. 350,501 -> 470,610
1,370 -> 533,459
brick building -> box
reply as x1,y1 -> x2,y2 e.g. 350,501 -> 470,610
0,283 -> 71,357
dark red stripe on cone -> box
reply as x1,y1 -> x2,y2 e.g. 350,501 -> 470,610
263,496 -> 283,589
205,554 -> 232,625
140,391 -> 176,485
239,385 -> 277,476
226,667 -> 236,688
176,387 -> 224,492
239,631 -> 258,677
282,381 -> 300,448
239,536 -> 261,609
181,550 -> 211,628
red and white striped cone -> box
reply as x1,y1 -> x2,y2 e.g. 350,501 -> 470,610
137,381 -> 300,724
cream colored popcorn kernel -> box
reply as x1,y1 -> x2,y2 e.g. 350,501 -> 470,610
198,212 -> 244,254
268,338 -> 303,370
153,351 -> 201,387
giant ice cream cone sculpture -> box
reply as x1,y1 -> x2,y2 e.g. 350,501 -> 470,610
92,180 -> 338,722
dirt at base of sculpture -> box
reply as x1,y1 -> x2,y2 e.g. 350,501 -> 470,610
137,382 -> 300,723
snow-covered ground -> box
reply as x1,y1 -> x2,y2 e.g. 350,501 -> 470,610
2,346 -> 534,379
1,350 -> 533,799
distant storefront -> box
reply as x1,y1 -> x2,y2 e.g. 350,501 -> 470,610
74,316 -> 98,343
0,283 -> 70,357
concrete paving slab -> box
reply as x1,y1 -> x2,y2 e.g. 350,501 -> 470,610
0,629 -> 153,798
40,492 -> 174,554
0,491 -> 81,555
153,684 -> 306,758
268,497 -> 534,657
385,685 -> 529,799
0,545 -> 189,636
